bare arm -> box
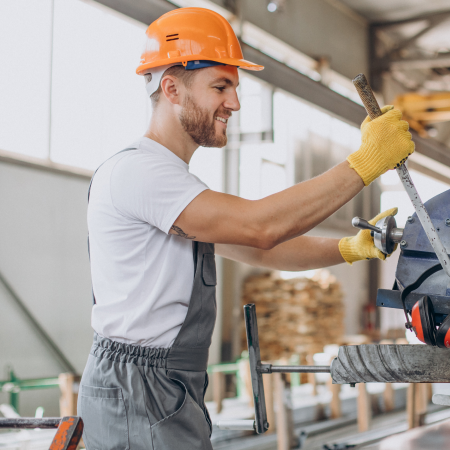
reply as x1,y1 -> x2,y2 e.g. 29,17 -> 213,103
170,161 -> 363,249
216,236 -> 344,271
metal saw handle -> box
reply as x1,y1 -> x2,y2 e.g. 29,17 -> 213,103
352,74 -> 450,279
352,217 -> 381,234
353,74 -> 382,120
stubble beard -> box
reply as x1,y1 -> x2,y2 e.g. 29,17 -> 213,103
179,94 -> 229,148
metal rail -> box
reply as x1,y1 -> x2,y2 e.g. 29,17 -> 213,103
0,369 -> 60,413
0,417 -> 83,450
261,364 -> 331,373
0,418 -> 61,429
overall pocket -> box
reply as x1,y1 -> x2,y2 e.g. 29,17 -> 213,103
150,375 -> 212,450
79,385 -> 129,450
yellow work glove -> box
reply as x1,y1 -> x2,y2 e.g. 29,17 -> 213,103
339,207 -> 398,264
348,106 -> 415,186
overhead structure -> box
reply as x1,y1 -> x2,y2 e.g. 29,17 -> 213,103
369,10 -> 450,93
394,92 -> 450,137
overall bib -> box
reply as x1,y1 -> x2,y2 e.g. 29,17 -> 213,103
78,148 -> 217,450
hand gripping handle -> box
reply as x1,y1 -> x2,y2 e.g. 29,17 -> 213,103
352,73 -> 450,280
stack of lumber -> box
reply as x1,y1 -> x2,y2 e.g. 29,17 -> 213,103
242,270 -> 344,362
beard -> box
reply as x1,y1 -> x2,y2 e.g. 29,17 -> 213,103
179,94 -> 229,148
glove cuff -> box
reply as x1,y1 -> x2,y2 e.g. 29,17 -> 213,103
347,143 -> 388,186
339,237 -> 362,265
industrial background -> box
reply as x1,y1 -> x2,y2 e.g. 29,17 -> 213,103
2,0 -> 450,448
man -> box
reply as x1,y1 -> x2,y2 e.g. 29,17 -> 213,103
78,7 -> 413,450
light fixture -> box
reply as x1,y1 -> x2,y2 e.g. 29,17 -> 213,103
267,0 -> 284,13
427,126 -> 439,138
267,2 -> 278,12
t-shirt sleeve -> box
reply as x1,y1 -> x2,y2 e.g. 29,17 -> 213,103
110,153 -> 209,234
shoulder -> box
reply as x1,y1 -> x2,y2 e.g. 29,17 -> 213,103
111,150 -> 182,180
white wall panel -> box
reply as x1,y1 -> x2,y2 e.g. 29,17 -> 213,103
0,0 -> 53,158
50,0 -> 149,169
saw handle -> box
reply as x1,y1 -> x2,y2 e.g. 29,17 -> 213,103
352,217 -> 381,234
352,74 -> 382,120
352,73 -> 450,279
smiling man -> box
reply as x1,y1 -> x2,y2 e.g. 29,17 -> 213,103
78,7 -> 414,450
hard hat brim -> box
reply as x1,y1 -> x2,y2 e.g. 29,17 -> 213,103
137,57 -> 263,75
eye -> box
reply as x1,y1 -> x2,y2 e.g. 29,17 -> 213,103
214,86 -> 226,92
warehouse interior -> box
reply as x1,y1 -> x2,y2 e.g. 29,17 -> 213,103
2,0 -> 450,448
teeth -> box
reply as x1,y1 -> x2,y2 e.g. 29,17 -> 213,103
215,117 -> 227,123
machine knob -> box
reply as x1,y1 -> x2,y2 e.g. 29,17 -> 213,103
351,215 -> 404,256
352,217 -> 382,234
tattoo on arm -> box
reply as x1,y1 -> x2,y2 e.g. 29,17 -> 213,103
171,225 -> 196,240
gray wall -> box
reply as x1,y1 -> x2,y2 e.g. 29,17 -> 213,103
237,0 -> 368,80
0,160 -> 93,416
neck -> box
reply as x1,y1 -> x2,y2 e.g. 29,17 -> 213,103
144,104 -> 198,165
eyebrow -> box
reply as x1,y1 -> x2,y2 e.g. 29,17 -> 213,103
211,77 -> 239,87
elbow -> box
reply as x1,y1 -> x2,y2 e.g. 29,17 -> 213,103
253,227 -> 278,251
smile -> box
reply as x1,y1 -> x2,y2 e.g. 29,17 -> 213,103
215,117 -> 228,123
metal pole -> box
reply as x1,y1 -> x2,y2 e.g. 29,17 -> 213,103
0,418 -> 61,429
268,365 -> 331,373
244,304 -> 269,434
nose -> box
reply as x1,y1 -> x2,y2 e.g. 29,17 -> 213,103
223,89 -> 240,112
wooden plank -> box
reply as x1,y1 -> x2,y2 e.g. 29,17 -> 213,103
407,383 -> 417,428
58,374 -> 81,417
263,374 -> 275,435
357,383 -> 371,432
383,383 -> 395,412
274,373 -> 289,450
407,384 -> 427,428
274,373 -> 295,450
213,372 -> 224,414
330,383 -> 342,419
240,360 -> 254,407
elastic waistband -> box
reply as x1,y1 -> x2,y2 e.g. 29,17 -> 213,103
91,333 -> 209,371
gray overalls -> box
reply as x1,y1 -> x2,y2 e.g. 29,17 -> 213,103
78,148 -> 217,450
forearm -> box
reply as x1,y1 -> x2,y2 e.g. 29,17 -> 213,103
252,161 -> 363,247
216,236 -> 344,271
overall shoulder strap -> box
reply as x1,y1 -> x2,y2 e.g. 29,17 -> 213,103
88,147 -> 137,305
88,147 -> 137,202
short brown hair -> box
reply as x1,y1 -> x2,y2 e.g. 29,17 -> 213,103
146,65 -> 198,108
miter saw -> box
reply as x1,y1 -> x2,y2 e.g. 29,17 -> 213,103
353,191 -> 450,349
215,74 -> 450,434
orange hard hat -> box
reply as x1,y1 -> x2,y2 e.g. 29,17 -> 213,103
136,7 -> 264,75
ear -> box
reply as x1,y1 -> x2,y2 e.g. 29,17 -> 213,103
160,75 -> 182,105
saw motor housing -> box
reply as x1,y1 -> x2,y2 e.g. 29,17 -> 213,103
375,189 -> 450,346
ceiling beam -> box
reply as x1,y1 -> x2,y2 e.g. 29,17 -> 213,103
242,43 -> 450,167
94,0 -> 175,25
386,15 -> 450,58
241,43 -> 366,127
372,10 -> 450,28
390,55 -> 450,71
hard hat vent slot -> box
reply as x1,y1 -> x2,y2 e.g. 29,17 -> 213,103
166,34 -> 179,41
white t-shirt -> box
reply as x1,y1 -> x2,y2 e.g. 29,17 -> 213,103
88,137 -> 209,347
